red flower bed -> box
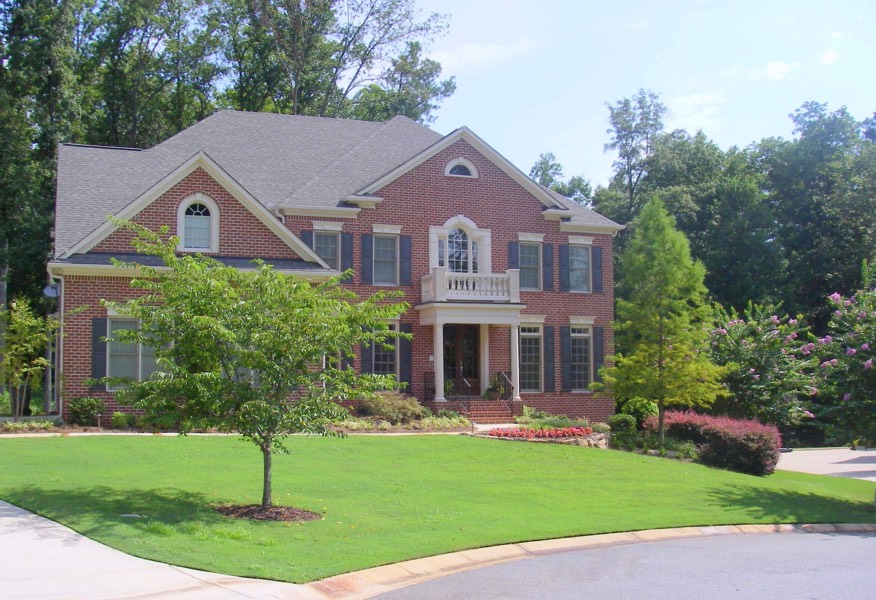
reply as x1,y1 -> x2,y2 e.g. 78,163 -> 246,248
488,426 -> 593,439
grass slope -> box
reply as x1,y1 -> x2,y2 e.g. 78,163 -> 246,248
1,435 -> 873,582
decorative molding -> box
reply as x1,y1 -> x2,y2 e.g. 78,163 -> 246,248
281,207 -> 361,219
568,235 -> 594,246
177,193 -> 220,253
344,194 -> 383,208
313,220 -> 343,232
520,314 -> 546,324
570,316 -> 596,325
373,224 -> 403,234
444,157 -> 479,178
517,232 -> 545,242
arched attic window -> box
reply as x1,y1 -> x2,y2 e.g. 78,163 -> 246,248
444,157 -> 478,178
177,193 -> 219,252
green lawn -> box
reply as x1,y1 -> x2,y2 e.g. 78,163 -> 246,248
1,435 -> 873,583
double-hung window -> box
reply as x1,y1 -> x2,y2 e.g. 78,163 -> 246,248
372,324 -> 398,377
107,319 -> 158,386
373,235 -> 399,285
519,243 -> 541,290
569,245 -> 591,292
570,327 -> 592,390
314,231 -> 340,270
519,326 -> 542,392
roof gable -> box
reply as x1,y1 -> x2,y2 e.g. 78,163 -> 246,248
60,151 -> 328,267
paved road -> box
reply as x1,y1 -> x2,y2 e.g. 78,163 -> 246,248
375,532 -> 876,600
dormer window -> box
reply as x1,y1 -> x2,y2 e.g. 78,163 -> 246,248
444,157 -> 478,178
177,193 -> 219,252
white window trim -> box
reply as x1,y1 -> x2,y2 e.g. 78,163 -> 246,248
313,220 -> 343,232
518,324 -> 543,393
106,317 -> 155,390
570,325 -> 593,393
520,314 -> 546,324
373,224 -> 403,234
518,241 -> 542,291
517,232 -> 544,242
570,316 -> 596,325
372,321 -> 400,378
372,234 -> 400,286
568,244 -> 592,294
444,157 -> 479,178
429,215 -> 492,272
177,193 -> 219,253
568,235 -> 594,246
313,230 -> 341,271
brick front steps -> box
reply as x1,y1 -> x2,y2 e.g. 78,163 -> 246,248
423,398 -> 517,424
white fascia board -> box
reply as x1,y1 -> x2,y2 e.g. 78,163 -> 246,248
60,151 -> 331,269
47,261 -> 337,281
559,222 -> 625,235
344,194 -> 383,208
281,207 -> 361,219
357,127 -> 564,209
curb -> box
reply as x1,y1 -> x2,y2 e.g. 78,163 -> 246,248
303,523 -> 876,599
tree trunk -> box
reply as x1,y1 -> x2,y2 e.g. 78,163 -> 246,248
657,399 -> 665,448
261,441 -> 272,508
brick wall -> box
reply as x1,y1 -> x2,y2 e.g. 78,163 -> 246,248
59,139 -> 616,423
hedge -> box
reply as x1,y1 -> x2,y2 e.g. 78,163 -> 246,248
644,411 -> 781,476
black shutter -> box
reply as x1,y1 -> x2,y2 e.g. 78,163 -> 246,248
361,234 -> 373,285
399,323 -> 412,389
400,236 -> 412,285
300,230 -> 313,249
592,246 -> 603,293
341,232 -> 353,281
91,318 -> 107,391
507,242 -> 519,269
542,243 -> 554,291
559,245 -> 570,292
560,326 -> 572,392
543,326 -> 555,392
361,340 -> 373,374
593,326 -> 605,383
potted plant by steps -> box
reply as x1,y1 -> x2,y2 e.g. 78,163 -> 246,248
482,374 -> 506,401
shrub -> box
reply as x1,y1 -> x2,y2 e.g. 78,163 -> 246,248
489,426 -> 593,439
608,413 -> 636,432
68,397 -> 106,426
644,411 -> 781,476
516,405 -> 550,424
418,414 -> 470,430
359,391 -> 428,424
110,412 -> 129,429
590,422 -> 611,434
0,420 -> 54,432
620,397 -> 658,427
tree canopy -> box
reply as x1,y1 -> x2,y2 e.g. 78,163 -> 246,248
105,222 -> 409,508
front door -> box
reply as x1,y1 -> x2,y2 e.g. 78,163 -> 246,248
443,324 -> 480,396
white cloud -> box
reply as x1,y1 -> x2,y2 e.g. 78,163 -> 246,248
819,48 -> 839,65
666,93 -> 726,133
763,61 -> 798,81
721,61 -> 799,82
430,39 -> 536,74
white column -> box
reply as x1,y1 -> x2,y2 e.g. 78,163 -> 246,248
510,323 -> 521,401
479,324 -> 490,394
433,323 -> 445,401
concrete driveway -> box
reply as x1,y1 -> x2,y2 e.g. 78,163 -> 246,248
777,447 -> 876,481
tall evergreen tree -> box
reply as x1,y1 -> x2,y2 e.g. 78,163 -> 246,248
598,199 -> 724,444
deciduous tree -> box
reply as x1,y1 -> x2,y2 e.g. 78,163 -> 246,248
105,222 -> 409,508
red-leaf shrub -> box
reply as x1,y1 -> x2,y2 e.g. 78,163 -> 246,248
644,411 -> 781,476
488,426 -> 593,439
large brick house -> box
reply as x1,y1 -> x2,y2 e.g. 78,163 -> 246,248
49,111 -> 623,423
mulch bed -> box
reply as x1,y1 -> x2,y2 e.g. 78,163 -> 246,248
214,504 -> 323,522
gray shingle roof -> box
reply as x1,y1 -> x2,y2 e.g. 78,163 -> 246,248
55,111 -> 442,256
54,110 -> 621,256
541,186 -> 626,230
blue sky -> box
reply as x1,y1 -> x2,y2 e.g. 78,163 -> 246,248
415,0 -> 876,187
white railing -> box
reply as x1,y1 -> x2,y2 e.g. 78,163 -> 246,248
421,267 -> 520,303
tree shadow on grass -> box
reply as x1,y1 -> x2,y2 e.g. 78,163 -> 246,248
1,485 -> 224,540
707,484 -> 876,524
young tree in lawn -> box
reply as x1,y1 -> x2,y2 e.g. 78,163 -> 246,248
2,298 -> 58,420
597,198 -> 724,445
105,222 -> 408,509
